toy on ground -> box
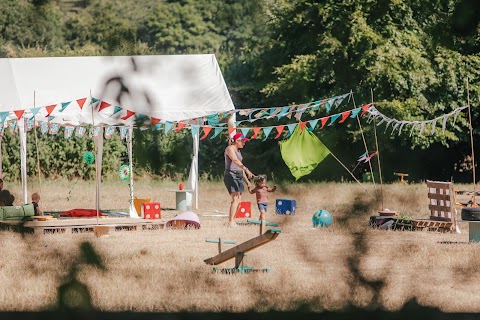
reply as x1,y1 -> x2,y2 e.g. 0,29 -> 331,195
313,210 -> 332,227
83,151 -> 95,165
204,220 -> 281,274
276,199 -> 296,215
166,211 -> 200,229
141,202 -> 161,219
235,201 -> 252,218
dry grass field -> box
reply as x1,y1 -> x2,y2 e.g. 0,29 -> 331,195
1,179 -> 479,313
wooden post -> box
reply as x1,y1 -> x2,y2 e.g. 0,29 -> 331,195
235,252 -> 245,268
218,238 -> 222,254
260,219 -> 265,235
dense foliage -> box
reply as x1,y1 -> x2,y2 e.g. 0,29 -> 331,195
0,0 -> 478,182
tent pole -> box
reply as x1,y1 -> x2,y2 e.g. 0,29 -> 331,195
19,118 -> 27,204
95,127 -> 104,222
193,132 -> 199,209
128,125 -> 137,218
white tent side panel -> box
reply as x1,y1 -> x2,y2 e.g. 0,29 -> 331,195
0,54 -> 234,122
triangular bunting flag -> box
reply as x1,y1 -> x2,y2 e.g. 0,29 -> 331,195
200,126 -> 213,140
76,98 -> 87,109
111,106 -> 123,117
307,119 -> 319,131
174,122 -> 186,132
45,105 -> 56,117
285,123 -> 297,138
164,121 -> 173,134
0,112 -> 9,124
121,110 -> 135,120
210,127 -> 224,139
299,122 -> 307,131
90,97 -> 99,105
328,114 -> 341,126
59,101 -> 71,112
339,111 -> 351,123
228,127 -> 236,135
98,101 -> 111,112
350,108 -> 362,118
361,104 -> 372,116
320,117 -> 329,129
262,127 -> 274,141
251,127 -> 262,139
14,110 -> 25,119
325,98 -> 335,113
240,128 -> 250,138
357,152 -> 368,162
274,125 -> 285,139
30,107 -> 41,118
190,125 -> 200,138
277,107 -> 290,119
150,117 -> 161,126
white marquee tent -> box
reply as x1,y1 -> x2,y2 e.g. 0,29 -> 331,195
0,54 -> 235,216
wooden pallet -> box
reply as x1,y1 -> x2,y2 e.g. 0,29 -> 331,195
0,217 -> 166,234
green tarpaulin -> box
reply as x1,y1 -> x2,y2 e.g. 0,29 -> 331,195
280,127 -> 330,180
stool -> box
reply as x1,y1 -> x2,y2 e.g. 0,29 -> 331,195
169,189 -> 193,211
276,199 -> 296,215
235,202 -> 252,218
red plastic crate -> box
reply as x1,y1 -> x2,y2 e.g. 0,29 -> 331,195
235,201 -> 252,218
142,202 -> 161,219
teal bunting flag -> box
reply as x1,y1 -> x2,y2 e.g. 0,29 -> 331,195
308,119 -> 319,131
190,125 -> 200,138
240,128 -> 250,137
164,121 -> 173,134
47,116 -> 55,122
277,107 -> 290,119
285,123 -> 297,138
206,114 -> 219,127
30,107 -> 41,118
334,94 -> 347,108
90,97 -> 99,105
0,112 -> 9,124
59,102 -> 71,112
262,127 -> 273,141
111,106 -> 122,117
325,98 -> 336,113
328,114 -> 341,126
350,108 -> 362,118
154,123 -> 162,131
210,127 -> 224,139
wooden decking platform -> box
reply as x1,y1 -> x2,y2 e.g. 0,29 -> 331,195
0,217 -> 166,234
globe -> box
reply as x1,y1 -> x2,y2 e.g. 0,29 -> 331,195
312,210 -> 332,227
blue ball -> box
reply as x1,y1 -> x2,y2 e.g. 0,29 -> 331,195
313,210 -> 332,227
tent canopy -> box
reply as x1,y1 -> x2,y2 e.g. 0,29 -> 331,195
0,54 -> 234,125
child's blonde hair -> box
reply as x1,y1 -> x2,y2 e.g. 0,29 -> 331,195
32,192 -> 40,202
254,174 -> 267,187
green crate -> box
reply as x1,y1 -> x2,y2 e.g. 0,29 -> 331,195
23,204 -> 34,217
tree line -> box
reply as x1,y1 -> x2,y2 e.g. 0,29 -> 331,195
0,0 -> 478,182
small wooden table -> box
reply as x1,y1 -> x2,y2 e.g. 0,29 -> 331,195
394,172 -> 409,185
168,189 -> 193,211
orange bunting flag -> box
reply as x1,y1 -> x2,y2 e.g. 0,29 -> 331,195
228,127 -> 236,135
200,126 -> 213,140
274,125 -> 285,139
361,104 -> 372,116
299,121 -> 307,131
98,101 -> 111,112
320,117 -> 329,129
174,122 -> 186,132
339,111 -> 351,123
14,110 -> 25,119
76,98 -> 87,110
150,117 -> 161,126
251,127 -> 262,139
121,110 -> 135,120
45,105 -> 56,117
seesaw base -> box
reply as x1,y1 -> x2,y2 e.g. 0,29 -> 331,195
212,266 -> 270,274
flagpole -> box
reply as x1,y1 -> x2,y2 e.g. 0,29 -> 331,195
351,90 -> 376,188
329,151 -> 376,201
466,77 -> 475,203
372,89 -> 384,210
90,90 -> 99,226
33,91 -> 43,209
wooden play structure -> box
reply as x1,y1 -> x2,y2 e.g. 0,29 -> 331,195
204,220 -> 281,273
370,180 -> 456,233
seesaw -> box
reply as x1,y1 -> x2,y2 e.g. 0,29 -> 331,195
204,220 -> 281,274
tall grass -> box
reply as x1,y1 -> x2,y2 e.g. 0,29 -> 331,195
0,180 -> 478,312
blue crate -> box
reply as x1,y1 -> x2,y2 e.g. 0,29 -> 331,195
275,199 -> 296,215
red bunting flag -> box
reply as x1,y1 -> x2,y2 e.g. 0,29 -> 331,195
45,105 -> 56,117
174,122 -> 186,132
361,103 -> 372,116
98,101 -> 111,112
76,98 -> 87,110
339,110 -> 351,123
200,126 -> 213,140
251,127 -> 262,139
121,110 -> 135,120
150,117 -> 161,126
274,125 -> 285,139
228,127 -> 236,135
320,116 -> 329,129
299,121 -> 307,131
14,110 -> 25,119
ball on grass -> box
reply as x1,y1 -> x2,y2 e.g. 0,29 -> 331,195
312,210 -> 332,227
